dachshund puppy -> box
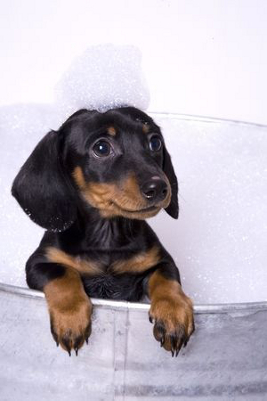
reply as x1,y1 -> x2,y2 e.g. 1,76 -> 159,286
12,107 -> 194,357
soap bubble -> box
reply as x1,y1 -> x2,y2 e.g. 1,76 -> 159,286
55,44 -> 150,119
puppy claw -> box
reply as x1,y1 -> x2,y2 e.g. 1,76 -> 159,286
171,336 -> 177,355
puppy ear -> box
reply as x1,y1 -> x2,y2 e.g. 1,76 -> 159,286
12,130 -> 76,231
163,147 -> 179,219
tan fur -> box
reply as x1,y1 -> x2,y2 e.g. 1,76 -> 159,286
72,166 -> 87,189
107,126 -> 116,136
44,269 -> 92,352
46,247 -> 102,275
142,124 -> 150,134
72,167 -> 171,220
112,246 -> 160,274
148,271 -> 194,350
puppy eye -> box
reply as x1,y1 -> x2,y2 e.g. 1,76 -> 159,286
149,136 -> 162,152
93,140 -> 112,157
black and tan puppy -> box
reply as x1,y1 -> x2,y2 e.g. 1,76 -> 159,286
12,107 -> 194,357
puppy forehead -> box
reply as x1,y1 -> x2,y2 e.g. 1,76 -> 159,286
65,108 -> 161,151
106,108 -> 159,131
87,109 -> 160,138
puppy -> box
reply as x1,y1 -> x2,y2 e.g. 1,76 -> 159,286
12,107 -> 194,357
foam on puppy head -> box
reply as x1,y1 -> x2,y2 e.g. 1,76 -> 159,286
55,44 -> 150,116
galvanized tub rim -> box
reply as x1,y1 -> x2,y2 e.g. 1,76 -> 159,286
1,281 -> 267,315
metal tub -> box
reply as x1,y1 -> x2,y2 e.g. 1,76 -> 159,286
1,112 -> 267,400
0,283 -> 267,400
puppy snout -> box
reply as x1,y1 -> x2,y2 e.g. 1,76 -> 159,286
141,177 -> 168,202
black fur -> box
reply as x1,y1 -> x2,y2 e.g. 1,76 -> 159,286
12,107 -> 180,301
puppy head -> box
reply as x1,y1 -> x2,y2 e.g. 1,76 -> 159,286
12,107 -> 178,231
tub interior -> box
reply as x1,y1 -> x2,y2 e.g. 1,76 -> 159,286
0,105 -> 266,304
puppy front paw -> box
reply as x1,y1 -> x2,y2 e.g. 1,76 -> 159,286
149,294 -> 194,356
49,297 -> 92,356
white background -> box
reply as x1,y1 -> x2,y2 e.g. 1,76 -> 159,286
1,0 -> 267,124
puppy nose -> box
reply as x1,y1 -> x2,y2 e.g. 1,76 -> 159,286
141,177 -> 168,202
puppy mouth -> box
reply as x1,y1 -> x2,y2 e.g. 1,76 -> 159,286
110,202 -> 160,214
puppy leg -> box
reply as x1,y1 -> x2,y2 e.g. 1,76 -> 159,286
26,258 -> 92,355
148,268 -> 194,356
44,268 -> 92,355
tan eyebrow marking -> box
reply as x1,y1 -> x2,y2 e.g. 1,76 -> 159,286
107,126 -> 116,136
142,124 -> 150,134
